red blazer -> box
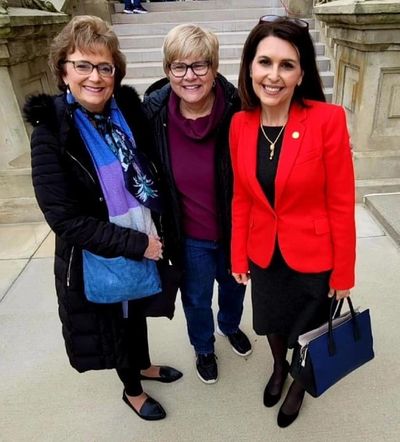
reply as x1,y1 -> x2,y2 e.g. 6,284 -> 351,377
229,100 -> 356,290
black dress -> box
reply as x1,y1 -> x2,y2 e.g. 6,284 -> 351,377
250,126 -> 331,346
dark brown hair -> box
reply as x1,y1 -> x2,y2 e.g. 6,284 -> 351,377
49,15 -> 126,91
238,18 -> 325,110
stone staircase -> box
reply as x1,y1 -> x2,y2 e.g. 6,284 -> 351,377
111,0 -> 334,100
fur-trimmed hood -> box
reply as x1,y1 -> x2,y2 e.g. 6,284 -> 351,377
23,84 -> 143,129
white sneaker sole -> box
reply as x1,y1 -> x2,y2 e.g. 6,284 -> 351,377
196,369 -> 218,384
216,326 -> 253,357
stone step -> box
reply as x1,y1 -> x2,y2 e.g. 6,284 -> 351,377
115,0 -> 283,13
0,152 -> 43,224
356,178 -> 400,203
354,150 -> 400,180
0,197 -> 44,224
0,152 -> 33,201
112,7 -> 282,24
113,16 -> 316,36
122,41 -> 326,63
118,29 -> 320,49
126,55 -> 332,79
0,169 -> 34,200
363,192 -> 400,246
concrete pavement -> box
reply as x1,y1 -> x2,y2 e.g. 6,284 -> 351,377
0,204 -> 399,441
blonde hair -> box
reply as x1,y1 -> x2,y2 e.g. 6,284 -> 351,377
49,15 -> 126,91
162,24 -> 219,74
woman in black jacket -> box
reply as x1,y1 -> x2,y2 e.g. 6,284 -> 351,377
143,24 -> 252,384
24,15 -> 181,421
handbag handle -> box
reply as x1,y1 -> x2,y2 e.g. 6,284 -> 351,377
327,296 -> 360,356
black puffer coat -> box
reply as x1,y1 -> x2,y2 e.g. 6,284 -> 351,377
24,86 -> 154,373
142,74 -> 241,265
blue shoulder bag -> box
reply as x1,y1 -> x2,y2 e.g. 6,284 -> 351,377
82,250 -> 161,304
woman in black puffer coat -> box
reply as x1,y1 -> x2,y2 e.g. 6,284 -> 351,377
24,16 -> 181,421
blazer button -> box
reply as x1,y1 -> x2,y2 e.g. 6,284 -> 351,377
99,197 -> 104,202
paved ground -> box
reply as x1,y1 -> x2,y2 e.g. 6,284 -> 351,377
0,204 -> 399,441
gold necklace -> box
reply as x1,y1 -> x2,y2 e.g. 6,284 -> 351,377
260,119 -> 286,160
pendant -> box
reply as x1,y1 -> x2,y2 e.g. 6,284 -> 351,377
269,143 -> 275,160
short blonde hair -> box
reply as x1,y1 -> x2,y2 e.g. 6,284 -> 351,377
49,15 -> 126,91
162,24 -> 219,75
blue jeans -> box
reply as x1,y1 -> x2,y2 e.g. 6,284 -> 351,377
124,0 -> 141,10
180,238 -> 246,355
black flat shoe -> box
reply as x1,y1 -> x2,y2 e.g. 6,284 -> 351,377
140,365 -> 183,383
277,390 -> 305,428
263,360 -> 290,407
122,391 -> 166,421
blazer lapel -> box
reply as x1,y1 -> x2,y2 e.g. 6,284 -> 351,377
243,109 -> 274,211
275,103 -> 307,206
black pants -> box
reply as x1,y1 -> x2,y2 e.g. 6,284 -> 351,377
115,299 -> 151,396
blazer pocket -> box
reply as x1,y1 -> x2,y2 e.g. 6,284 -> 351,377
295,150 -> 321,166
314,217 -> 330,235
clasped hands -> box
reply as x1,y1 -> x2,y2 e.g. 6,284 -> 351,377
144,235 -> 163,261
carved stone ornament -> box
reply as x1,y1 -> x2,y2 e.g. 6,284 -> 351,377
22,0 -> 58,12
0,0 -> 8,15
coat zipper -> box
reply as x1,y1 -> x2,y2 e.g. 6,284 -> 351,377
66,246 -> 74,287
66,151 -> 96,184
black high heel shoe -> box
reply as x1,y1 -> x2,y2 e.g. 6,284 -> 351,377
277,389 -> 305,428
263,360 -> 290,407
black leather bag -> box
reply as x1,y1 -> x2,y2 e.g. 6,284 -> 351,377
290,297 -> 374,397
143,260 -> 182,319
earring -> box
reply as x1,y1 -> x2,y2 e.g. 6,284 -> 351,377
212,79 -> 216,87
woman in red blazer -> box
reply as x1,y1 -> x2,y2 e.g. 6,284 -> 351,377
230,17 -> 356,428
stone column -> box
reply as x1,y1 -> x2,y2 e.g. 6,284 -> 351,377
62,0 -> 113,23
315,0 -> 400,199
286,0 -> 314,18
0,9 -> 68,222
0,65 -> 29,167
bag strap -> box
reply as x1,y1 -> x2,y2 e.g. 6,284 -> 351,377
327,295 -> 360,356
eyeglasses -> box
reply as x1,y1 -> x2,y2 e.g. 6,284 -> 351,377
259,15 -> 309,29
168,61 -> 210,78
63,60 -> 115,77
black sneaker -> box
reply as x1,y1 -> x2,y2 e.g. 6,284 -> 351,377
196,353 -> 218,384
133,5 -> 148,14
217,327 -> 252,357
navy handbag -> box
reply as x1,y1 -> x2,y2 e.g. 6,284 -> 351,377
290,297 -> 374,397
82,250 -> 161,304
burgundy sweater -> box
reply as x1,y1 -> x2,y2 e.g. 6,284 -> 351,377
167,83 -> 225,241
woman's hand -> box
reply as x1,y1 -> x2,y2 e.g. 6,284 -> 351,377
328,288 -> 351,300
232,272 -> 250,285
144,235 -> 163,260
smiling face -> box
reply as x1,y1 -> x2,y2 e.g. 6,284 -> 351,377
250,35 -> 303,115
62,46 -> 115,113
167,55 -> 216,111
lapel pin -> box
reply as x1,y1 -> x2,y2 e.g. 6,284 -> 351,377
292,131 -> 300,139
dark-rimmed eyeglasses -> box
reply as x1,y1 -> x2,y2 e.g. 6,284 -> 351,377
168,61 -> 210,78
259,15 -> 309,29
63,60 -> 115,77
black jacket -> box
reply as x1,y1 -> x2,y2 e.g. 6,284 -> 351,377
142,74 -> 241,265
24,86 -> 154,372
